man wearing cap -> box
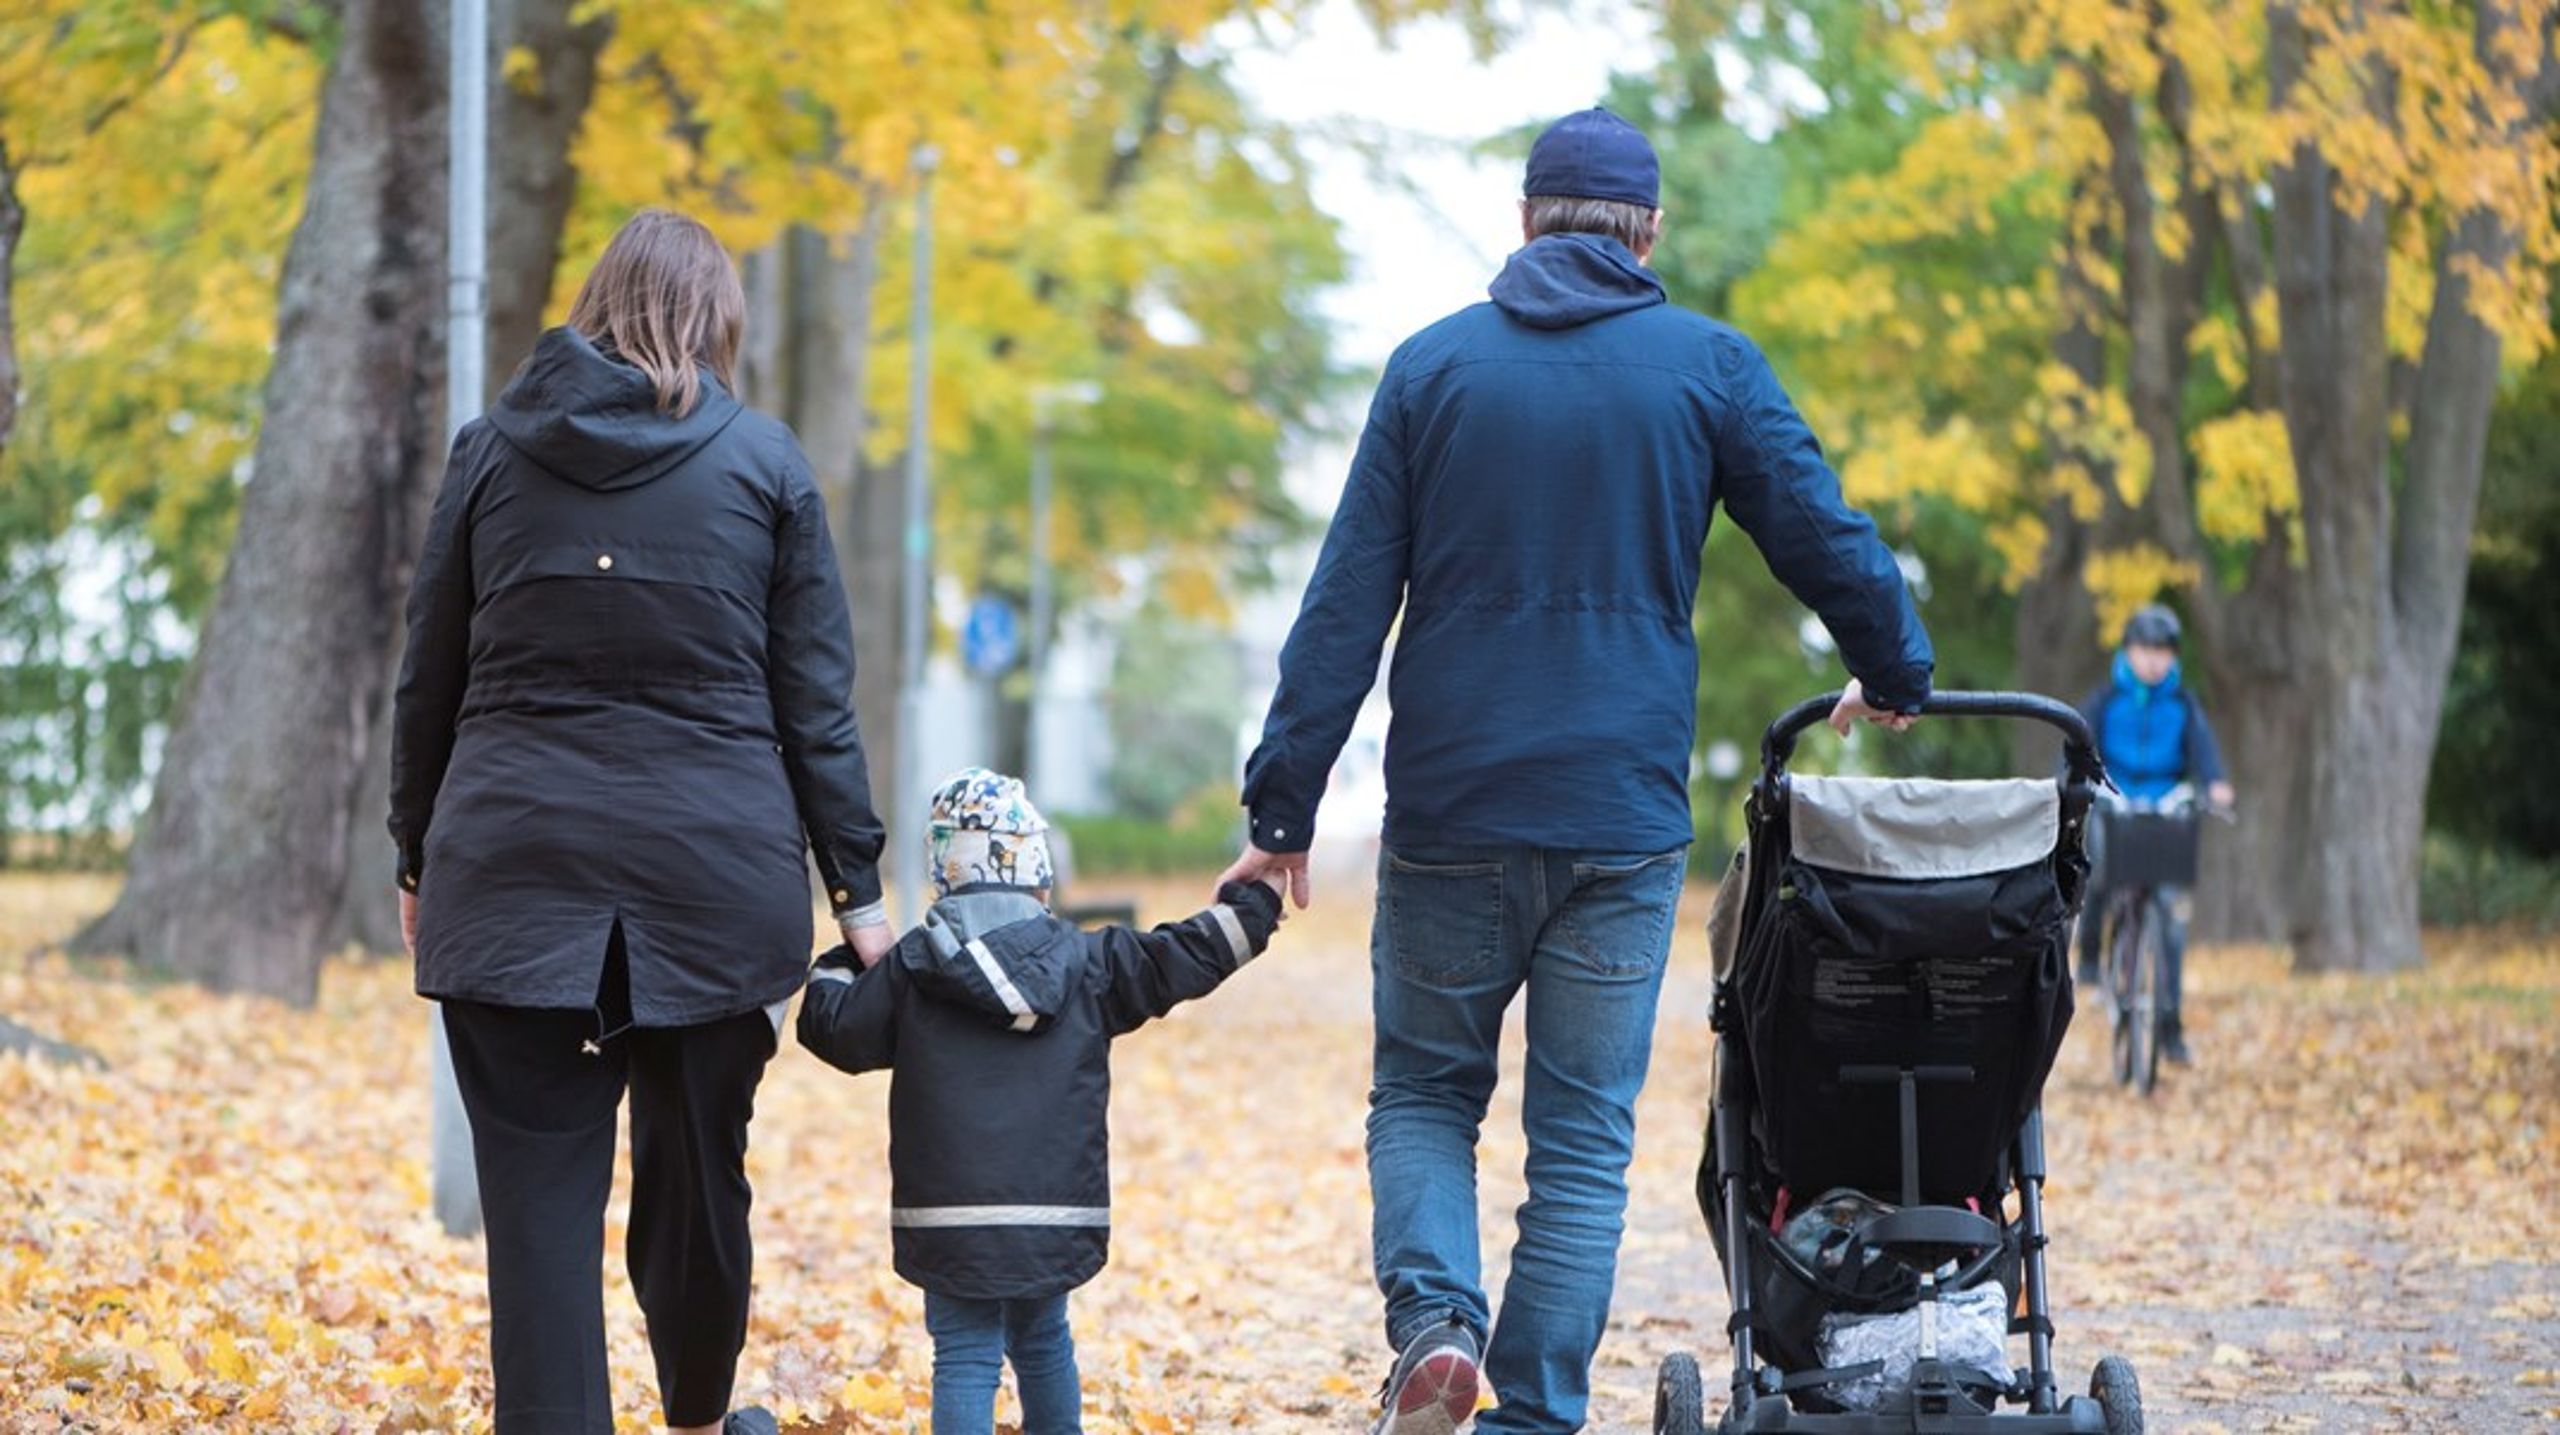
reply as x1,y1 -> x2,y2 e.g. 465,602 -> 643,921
1219,108 -> 1934,1432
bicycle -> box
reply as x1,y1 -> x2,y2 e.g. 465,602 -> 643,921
2083,786 -> 2224,1096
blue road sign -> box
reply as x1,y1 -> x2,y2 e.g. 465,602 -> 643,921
963,595 -> 1022,677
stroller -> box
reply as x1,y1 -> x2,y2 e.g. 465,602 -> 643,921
1655,691 -> 2141,1434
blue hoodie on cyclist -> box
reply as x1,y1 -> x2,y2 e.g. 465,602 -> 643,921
2081,651 -> 2225,802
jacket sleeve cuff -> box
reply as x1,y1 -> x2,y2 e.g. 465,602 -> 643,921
817,854 -> 884,914
1248,807 -> 1314,855
1215,879 -> 1283,951
395,841 -> 424,893
1862,669 -> 1933,715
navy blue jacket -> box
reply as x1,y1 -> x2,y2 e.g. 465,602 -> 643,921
797,882 -> 1281,1300
1242,234 -> 1934,854
2080,653 -> 2225,801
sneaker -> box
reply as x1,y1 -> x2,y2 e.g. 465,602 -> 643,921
723,1409 -> 779,1435
1371,1317 -> 1482,1435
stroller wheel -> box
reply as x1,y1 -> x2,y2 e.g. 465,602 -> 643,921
2089,1355 -> 2142,1435
1653,1351 -> 1707,1435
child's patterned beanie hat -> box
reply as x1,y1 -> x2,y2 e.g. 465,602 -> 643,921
925,767 -> 1056,898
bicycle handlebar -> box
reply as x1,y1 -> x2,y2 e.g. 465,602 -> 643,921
2099,787 -> 2237,823
1760,689 -> 2107,786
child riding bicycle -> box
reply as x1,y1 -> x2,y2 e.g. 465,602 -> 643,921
2075,605 -> 2235,1065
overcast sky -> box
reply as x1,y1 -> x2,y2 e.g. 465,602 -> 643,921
1217,2 -> 1663,724
1227,0 -> 1661,372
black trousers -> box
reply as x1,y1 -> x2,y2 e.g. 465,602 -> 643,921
442,938 -> 775,1433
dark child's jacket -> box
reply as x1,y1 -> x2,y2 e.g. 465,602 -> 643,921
796,880 -> 1282,1299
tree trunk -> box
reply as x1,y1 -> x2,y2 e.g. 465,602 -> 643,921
2260,0 -> 2416,971
2011,529 -> 2102,734
1,137 -> 20,457
480,0 -> 612,390
2195,627 -> 2307,944
776,220 -> 907,883
74,0 -> 450,1003
738,242 -> 789,412
330,0 -> 608,957
2015,211 -> 2118,774
2290,649 -> 2430,970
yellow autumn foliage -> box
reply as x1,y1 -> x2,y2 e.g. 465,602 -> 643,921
2082,543 -> 2203,645
2190,410 -> 2298,547
2,10 -> 318,607
1735,0 -> 2557,647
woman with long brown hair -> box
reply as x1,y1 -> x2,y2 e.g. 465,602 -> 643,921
390,209 -> 894,1433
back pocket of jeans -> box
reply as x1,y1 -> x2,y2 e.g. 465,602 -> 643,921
1556,850 -> 1685,974
1382,854 -> 1506,989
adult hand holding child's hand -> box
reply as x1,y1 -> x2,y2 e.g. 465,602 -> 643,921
1216,844 -> 1310,912
845,918 -> 896,969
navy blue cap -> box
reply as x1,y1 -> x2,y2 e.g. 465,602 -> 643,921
1523,107 -> 1660,209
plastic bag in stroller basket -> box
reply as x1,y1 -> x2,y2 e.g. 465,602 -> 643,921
1818,1283 -> 2014,1412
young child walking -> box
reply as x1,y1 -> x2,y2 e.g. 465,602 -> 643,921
797,767 -> 1285,1435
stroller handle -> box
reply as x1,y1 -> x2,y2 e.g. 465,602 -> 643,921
1760,689 -> 2106,785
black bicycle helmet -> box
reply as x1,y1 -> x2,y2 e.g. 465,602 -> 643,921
2123,604 -> 2183,650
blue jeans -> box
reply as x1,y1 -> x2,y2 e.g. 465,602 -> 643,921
1368,844 -> 1684,1434
922,1291 -> 1081,1435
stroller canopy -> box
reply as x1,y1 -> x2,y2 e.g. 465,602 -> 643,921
1789,776 -> 2060,882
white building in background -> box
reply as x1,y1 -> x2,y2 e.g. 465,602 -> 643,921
1026,603 -> 1120,815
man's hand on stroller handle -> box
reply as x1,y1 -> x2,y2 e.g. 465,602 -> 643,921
1827,678 -> 1919,738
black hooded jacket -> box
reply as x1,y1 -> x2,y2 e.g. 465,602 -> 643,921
390,327 -> 886,1025
797,880 -> 1282,1300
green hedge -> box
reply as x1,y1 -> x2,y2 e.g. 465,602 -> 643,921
1056,800 -> 1243,879
2420,833 -> 2560,931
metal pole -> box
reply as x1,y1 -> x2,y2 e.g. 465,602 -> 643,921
1022,381 -> 1093,798
446,0 -> 486,438
431,0 -> 489,1241
1026,411 -> 1052,792
897,146 -> 939,927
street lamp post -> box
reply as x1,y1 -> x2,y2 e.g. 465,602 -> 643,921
431,0 -> 489,1241
1025,382 -> 1099,793
896,146 -> 939,928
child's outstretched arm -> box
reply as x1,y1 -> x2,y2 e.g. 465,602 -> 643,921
1096,879 -> 1284,1036
796,943 -> 901,1074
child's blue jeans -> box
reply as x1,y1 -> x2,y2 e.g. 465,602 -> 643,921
923,1290 -> 1082,1434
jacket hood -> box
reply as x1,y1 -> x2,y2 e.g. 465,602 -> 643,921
487,326 -> 743,491
1488,233 -> 1667,331
2111,650 -> 2182,703
903,889 -> 1079,1033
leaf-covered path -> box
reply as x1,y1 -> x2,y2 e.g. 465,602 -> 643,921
1,875 -> 2553,1431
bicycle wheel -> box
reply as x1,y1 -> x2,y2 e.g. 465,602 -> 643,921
2129,894 -> 2167,1096
2105,894 -> 2143,1086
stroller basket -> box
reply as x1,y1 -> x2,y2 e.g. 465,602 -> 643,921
1658,690 -> 2141,1435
